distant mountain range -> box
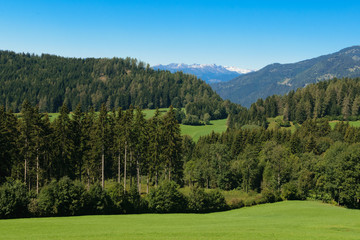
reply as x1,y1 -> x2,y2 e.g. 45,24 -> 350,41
212,46 -> 360,107
152,63 -> 253,83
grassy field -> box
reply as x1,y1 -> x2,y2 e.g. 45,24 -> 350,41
329,120 -> 360,129
1,201 -> 360,240
181,119 -> 227,142
267,115 -> 299,133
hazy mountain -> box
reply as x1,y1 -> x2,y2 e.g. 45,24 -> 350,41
212,46 -> 360,107
152,63 -> 252,83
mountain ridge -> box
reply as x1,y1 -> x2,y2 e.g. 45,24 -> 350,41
213,46 -> 360,107
152,63 -> 252,83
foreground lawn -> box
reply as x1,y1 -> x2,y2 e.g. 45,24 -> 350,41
1,201 -> 360,240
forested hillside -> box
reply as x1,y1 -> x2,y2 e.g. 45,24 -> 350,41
0,51 -> 226,120
213,46 -> 360,107
249,77 -> 360,124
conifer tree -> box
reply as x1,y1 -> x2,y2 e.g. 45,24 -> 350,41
162,106 -> 182,181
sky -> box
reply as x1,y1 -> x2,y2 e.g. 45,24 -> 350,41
1,0 -> 360,70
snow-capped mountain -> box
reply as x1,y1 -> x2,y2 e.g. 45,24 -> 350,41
152,63 -> 253,83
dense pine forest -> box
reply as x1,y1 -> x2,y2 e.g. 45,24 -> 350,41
249,77 -> 360,123
0,51 -> 230,120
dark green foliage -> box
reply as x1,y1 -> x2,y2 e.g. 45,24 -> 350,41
250,78 -> 360,123
147,181 -> 186,213
0,181 -> 29,218
107,182 -> 128,213
0,51 -> 225,120
85,184 -> 112,214
187,187 -> 227,213
36,177 -> 86,216
182,115 -> 204,125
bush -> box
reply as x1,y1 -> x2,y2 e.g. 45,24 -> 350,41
281,182 -> 300,200
85,184 -> 112,215
147,181 -> 186,213
107,182 -> 128,213
37,177 -> 86,216
0,181 -> 29,218
182,115 -> 204,126
187,187 -> 208,212
206,190 -> 228,212
187,187 -> 228,213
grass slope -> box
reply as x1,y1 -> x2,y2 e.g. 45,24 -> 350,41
181,119 -> 227,142
1,201 -> 360,240
329,120 -> 360,129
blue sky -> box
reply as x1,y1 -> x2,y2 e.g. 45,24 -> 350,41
1,0 -> 359,70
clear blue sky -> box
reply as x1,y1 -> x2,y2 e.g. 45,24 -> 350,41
1,0 -> 359,70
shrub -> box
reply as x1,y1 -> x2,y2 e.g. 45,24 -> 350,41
187,187 -> 208,212
107,182 -> 128,213
187,187 -> 228,213
85,184 -> 112,215
37,177 -> 86,216
281,182 -> 300,200
0,181 -> 29,218
147,181 -> 186,213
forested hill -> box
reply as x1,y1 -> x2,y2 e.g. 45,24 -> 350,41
248,77 -> 360,124
0,51 -> 224,118
213,46 -> 360,107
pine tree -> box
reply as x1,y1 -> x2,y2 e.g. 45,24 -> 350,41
53,103 -> 74,179
162,106 -> 182,181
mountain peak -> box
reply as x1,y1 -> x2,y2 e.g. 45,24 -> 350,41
152,63 -> 253,83
213,46 -> 360,107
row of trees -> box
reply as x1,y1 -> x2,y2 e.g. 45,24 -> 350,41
0,178 -> 228,218
0,101 -> 183,194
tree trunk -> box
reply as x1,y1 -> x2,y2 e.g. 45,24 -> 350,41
101,146 -> 105,189
24,138 -> 27,185
87,168 -> 90,190
124,143 -> 127,193
130,151 -> 133,187
147,175 -> 149,194
118,151 -> 121,183
168,163 -> 171,181
137,157 -> 140,194
36,152 -> 39,195
155,171 -> 158,187
24,156 -> 27,185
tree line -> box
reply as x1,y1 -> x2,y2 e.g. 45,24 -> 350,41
0,101 -> 185,192
248,77 -> 360,124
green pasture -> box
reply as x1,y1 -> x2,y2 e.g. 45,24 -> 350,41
329,120 -> 360,129
1,201 -> 360,240
267,115 -> 298,132
181,118 -> 227,142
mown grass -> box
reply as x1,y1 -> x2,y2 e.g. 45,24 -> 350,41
1,201 -> 360,240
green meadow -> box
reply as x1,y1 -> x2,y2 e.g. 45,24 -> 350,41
329,120 -> 360,129
1,201 -> 360,240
